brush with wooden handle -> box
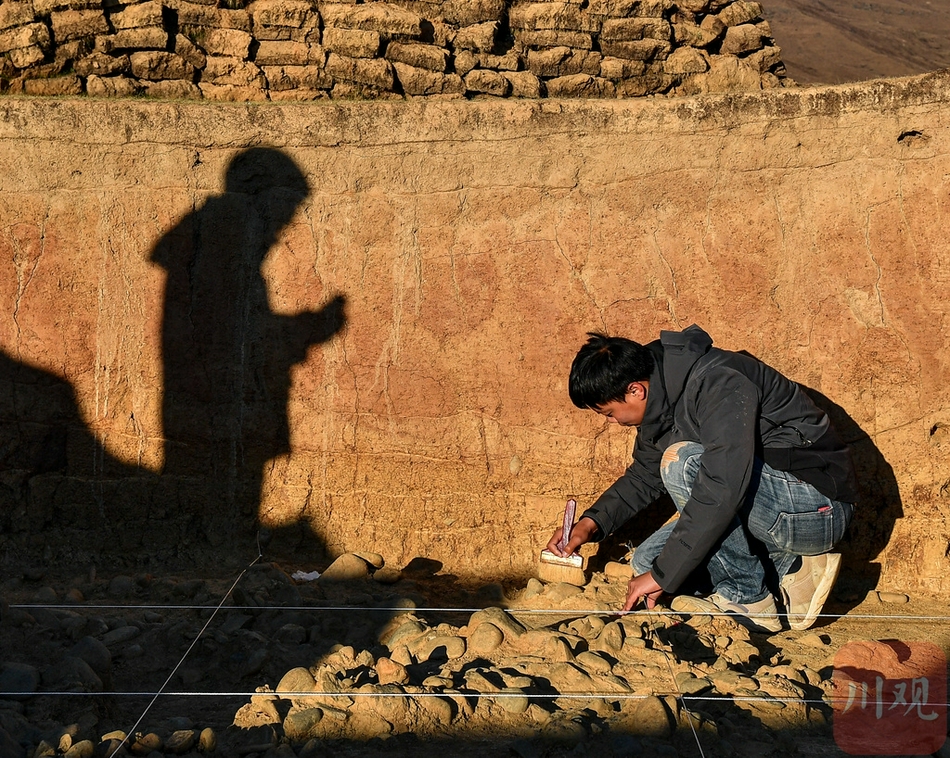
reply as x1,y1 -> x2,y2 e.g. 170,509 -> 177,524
538,498 -> 585,585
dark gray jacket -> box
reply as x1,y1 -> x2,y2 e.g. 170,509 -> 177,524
580,325 -> 858,593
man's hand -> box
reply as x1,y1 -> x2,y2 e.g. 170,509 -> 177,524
622,571 -> 664,612
545,516 -> 598,558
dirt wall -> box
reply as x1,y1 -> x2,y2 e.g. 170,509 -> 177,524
1,71 -> 949,592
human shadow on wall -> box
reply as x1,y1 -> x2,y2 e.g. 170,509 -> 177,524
150,147 -> 346,562
0,348 -> 156,566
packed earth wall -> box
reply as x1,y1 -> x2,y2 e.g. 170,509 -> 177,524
1,71 -> 949,595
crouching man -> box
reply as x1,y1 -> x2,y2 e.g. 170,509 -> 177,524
546,325 -> 857,632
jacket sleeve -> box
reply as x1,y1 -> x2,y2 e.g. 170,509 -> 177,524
580,433 -> 667,540
651,368 -> 760,593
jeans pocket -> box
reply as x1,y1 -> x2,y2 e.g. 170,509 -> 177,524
767,507 -> 844,555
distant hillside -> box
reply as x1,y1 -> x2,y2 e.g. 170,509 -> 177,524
765,0 -> 950,84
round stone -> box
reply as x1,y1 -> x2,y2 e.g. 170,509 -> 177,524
468,622 -> 504,655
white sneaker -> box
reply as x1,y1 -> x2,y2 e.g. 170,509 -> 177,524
780,553 -> 841,630
671,591 -> 782,633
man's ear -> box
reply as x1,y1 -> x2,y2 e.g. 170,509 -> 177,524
626,381 -> 645,399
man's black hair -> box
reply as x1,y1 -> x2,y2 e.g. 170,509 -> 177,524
569,332 -> 655,409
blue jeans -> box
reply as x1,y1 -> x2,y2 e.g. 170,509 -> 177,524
631,441 -> 854,604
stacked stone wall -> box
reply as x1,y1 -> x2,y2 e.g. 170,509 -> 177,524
0,0 -> 786,100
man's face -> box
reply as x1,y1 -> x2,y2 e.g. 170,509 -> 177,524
594,381 -> 649,427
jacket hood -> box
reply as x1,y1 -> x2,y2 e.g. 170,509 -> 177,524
659,324 -> 713,406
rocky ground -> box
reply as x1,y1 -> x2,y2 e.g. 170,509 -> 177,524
2,553 -> 949,758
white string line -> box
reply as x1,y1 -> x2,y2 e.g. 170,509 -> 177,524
113,548 -> 263,753
639,599 -> 706,758
10,603 -> 950,622
0,690 -> 873,705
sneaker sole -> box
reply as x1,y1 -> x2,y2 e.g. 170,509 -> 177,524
785,553 -> 841,631
670,595 -> 782,634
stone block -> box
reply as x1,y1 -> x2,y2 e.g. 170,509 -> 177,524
600,18 -> 671,42
688,54 -> 760,92
330,79 -> 401,98
23,74 -> 82,94
700,14 -> 726,37
675,0 -> 710,11
254,40 -> 319,65
442,0 -> 505,26
325,52 -> 394,89
720,23 -> 764,55
144,78 -> 202,97
587,0 -> 669,16
615,68 -> 671,95
86,73 -> 140,97
322,26 -> 380,58
0,22 -> 51,53
463,68 -> 510,96
673,19 -> 720,48
477,51 -> 521,71
184,27 -> 253,58
717,0 -> 763,27
509,3 -> 601,33
599,55 -> 645,79
110,2 -> 164,30
392,61 -> 463,95
172,3 -> 251,31
110,27 -> 169,50
201,55 -> 263,85
320,3 -> 421,37
250,0 -> 317,29
7,44 -> 45,67
502,69 -> 541,98
600,38 -> 669,61
256,21 -> 319,43
746,44 -> 781,72
33,0 -> 99,14
262,63 -> 332,89
0,3 -> 36,32
527,47 -> 600,78
515,29 -> 592,50
198,82 -> 268,100
453,21 -> 496,53
53,37 -> 93,63
427,20 -> 454,47
545,73 -> 614,97
385,41 -> 447,72
663,46 -> 707,74
75,51 -> 130,77
453,49 -> 476,75
175,33 -> 208,69
129,51 -> 196,80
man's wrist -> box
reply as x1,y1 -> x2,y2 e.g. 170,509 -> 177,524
578,514 -> 603,542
